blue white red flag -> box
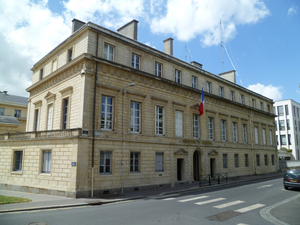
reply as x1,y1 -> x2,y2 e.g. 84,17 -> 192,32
198,87 -> 204,116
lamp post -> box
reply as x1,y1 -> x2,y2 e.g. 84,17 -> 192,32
121,83 -> 135,194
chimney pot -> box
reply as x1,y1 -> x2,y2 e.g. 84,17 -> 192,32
163,38 -> 173,56
72,19 -> 86,34
117,20 -> 139,40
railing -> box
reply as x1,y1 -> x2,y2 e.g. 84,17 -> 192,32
199,173 -> 228,186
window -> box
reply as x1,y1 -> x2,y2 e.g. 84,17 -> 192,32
264,155 -> 268,166
256,154 -> 260,166
130,152 -> 140,173
132,53 -> 140,70
279,120 -> 285,130
101,96 -> 113,130
175,69 -> 181,83
254,127 -> 258,144
267,105 -> 270,113
285,105 -> 289,115
45,104 -> 53,130
52,59 -> 57,72
273,106 -> 276,114
287,119 -> 290,130
206,82 -> 211,93
262,129 -> 266,145
223,154 -> 228,168
252,99 -> 256,108
298,108 -> 300,118
260,102 -> 263,110
155,153 -> 164,172
245,154 -> 249,167
219,87 -> 223,97
280,135 -> 286,145
68,48 -> 73,62
232,122 -> 237,143
277,106 -> 284,116
0,107 -> 4,116
104,43 -> 114,61
270,130 -> 273,145
293,106 -> 296,115
14,109 -> 21,118
208,117 -> 214,140
271,155 -> 274,165
275,121 -> 277,131
39,68 -> 43,80
155,62 -> 162,77
13,151 -> 23,171
192,76 -> 197,88
34,109 -> 39,131
240,95 -> 244,104
276,135 -> 278,145
62,98 -> 69,129
193,114 -> 200,139
100,151 -> 111,174
243,124 -> 247,144
42,150 -> 51,173
221,120 -> 226,142
288,134 -> 292,145
130,101 -> 140,133
234,154 -> 239,167
175,110 -> 183,137
230,91 -> 234,101
155,106 -> 164,135
295,120 -> 298,131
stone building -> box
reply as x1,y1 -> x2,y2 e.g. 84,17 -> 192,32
0,91 -> 28,134
0,19 -> 278,198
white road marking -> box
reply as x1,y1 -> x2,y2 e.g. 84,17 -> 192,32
163,198 -> 176,201
257,184 -> 273,189
237,223 -> 249,225
195,198 -> 226,205
235,203 -> 265,213
178,196 -> 209,202
213,200 -> 245,209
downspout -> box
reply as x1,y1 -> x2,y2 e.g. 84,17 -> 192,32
91,32 -> 99,197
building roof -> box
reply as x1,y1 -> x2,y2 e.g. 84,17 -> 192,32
0,92 -> 28,106
0,116 -> 21,125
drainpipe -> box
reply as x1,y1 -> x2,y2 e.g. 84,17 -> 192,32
91,32 -> 99,197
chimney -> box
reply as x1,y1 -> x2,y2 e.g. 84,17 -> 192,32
117,20 -> 138,40
190,61 -> 203,69
163,38 -> 173,56
72,19 -> 86,34
219,70 -> 236,83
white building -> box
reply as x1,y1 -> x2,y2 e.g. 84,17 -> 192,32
274,99 -> 300,160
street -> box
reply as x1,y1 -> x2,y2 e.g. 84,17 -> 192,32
1,178 -> 299,225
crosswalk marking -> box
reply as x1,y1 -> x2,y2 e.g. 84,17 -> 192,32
213,200 -> 245,209
234,203 -> 265,213
163,198 -> 176,201
178,196 -> 209,202
195,198 -> 226,205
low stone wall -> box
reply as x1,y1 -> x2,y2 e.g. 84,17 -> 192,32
279,160 -> 300,170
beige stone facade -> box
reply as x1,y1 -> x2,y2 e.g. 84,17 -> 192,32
0,19 -> 278,198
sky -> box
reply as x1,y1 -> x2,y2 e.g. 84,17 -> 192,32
0,0 -> 299,104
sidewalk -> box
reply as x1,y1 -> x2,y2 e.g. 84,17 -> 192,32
0,171 -> 285,214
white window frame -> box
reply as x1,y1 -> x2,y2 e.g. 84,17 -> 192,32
155,62 -> 162,77
104,43 -> 114,61
279,120 -> 285,131
42,150 -> 51,173
254,127 -> 258,144
155,152 -> 164,172
130,101 -> 141,133
233,122 -> 238,143
130,152 -> 140,173
240,94 -> 244,104
262,129 -> 266,145
132,53 -> 140,70
13,150 -> 23,172
0,107 -> 4,116
14,109 -> 21,118
68,48 -> 73,62
221,120 -> 226,142
219,86 -> 223,97
175,110 -> 183,137
101,96 -> 114,130
175,69 -> 181,83
230,91 -> 234,101
277,106 -> 284,116
208,117 -> 214,141
280,135 -> 286,145
192,76 -> 197,88
193,114 -> 200,139
100,151 -> 112,174
260,102 -> 264,110
155,106 -> 164,135
206,82 -> 211,93
47,104 -> 53,130
243,124 -> 247,143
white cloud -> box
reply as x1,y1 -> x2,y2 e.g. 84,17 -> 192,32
296,90 -> 300,95
145,42 -> 156,49
150,0 -> 270,46
247,83 -> 283,101
288,6 -> 298,16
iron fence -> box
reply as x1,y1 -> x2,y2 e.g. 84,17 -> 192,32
199,173 -> 228,186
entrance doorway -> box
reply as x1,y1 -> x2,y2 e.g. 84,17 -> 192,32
177,159 -> 183,181
210,158 -> 215,177
193,151 -> 200,181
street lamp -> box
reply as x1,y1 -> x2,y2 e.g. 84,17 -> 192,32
121,83 -> 135,194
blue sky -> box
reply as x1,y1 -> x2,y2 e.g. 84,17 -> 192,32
0,0 -> 299,104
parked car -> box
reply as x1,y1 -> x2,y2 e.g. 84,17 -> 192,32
283,169 -> 300,190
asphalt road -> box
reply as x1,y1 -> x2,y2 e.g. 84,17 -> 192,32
1,178 -> 299,225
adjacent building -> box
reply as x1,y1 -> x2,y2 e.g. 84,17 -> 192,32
274,99 -> 300,160
0,91 -> 28,134
0,19 -> 278,198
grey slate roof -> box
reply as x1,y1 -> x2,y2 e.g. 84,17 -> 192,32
0,116 -> 21,125
0,92 -> 28,106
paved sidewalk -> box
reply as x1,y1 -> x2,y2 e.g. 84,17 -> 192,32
0,171 -> 285,214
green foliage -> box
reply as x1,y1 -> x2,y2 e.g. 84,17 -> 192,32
0,195 -> 31,205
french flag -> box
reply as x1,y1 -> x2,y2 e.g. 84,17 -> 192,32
198,87 -> 204,116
